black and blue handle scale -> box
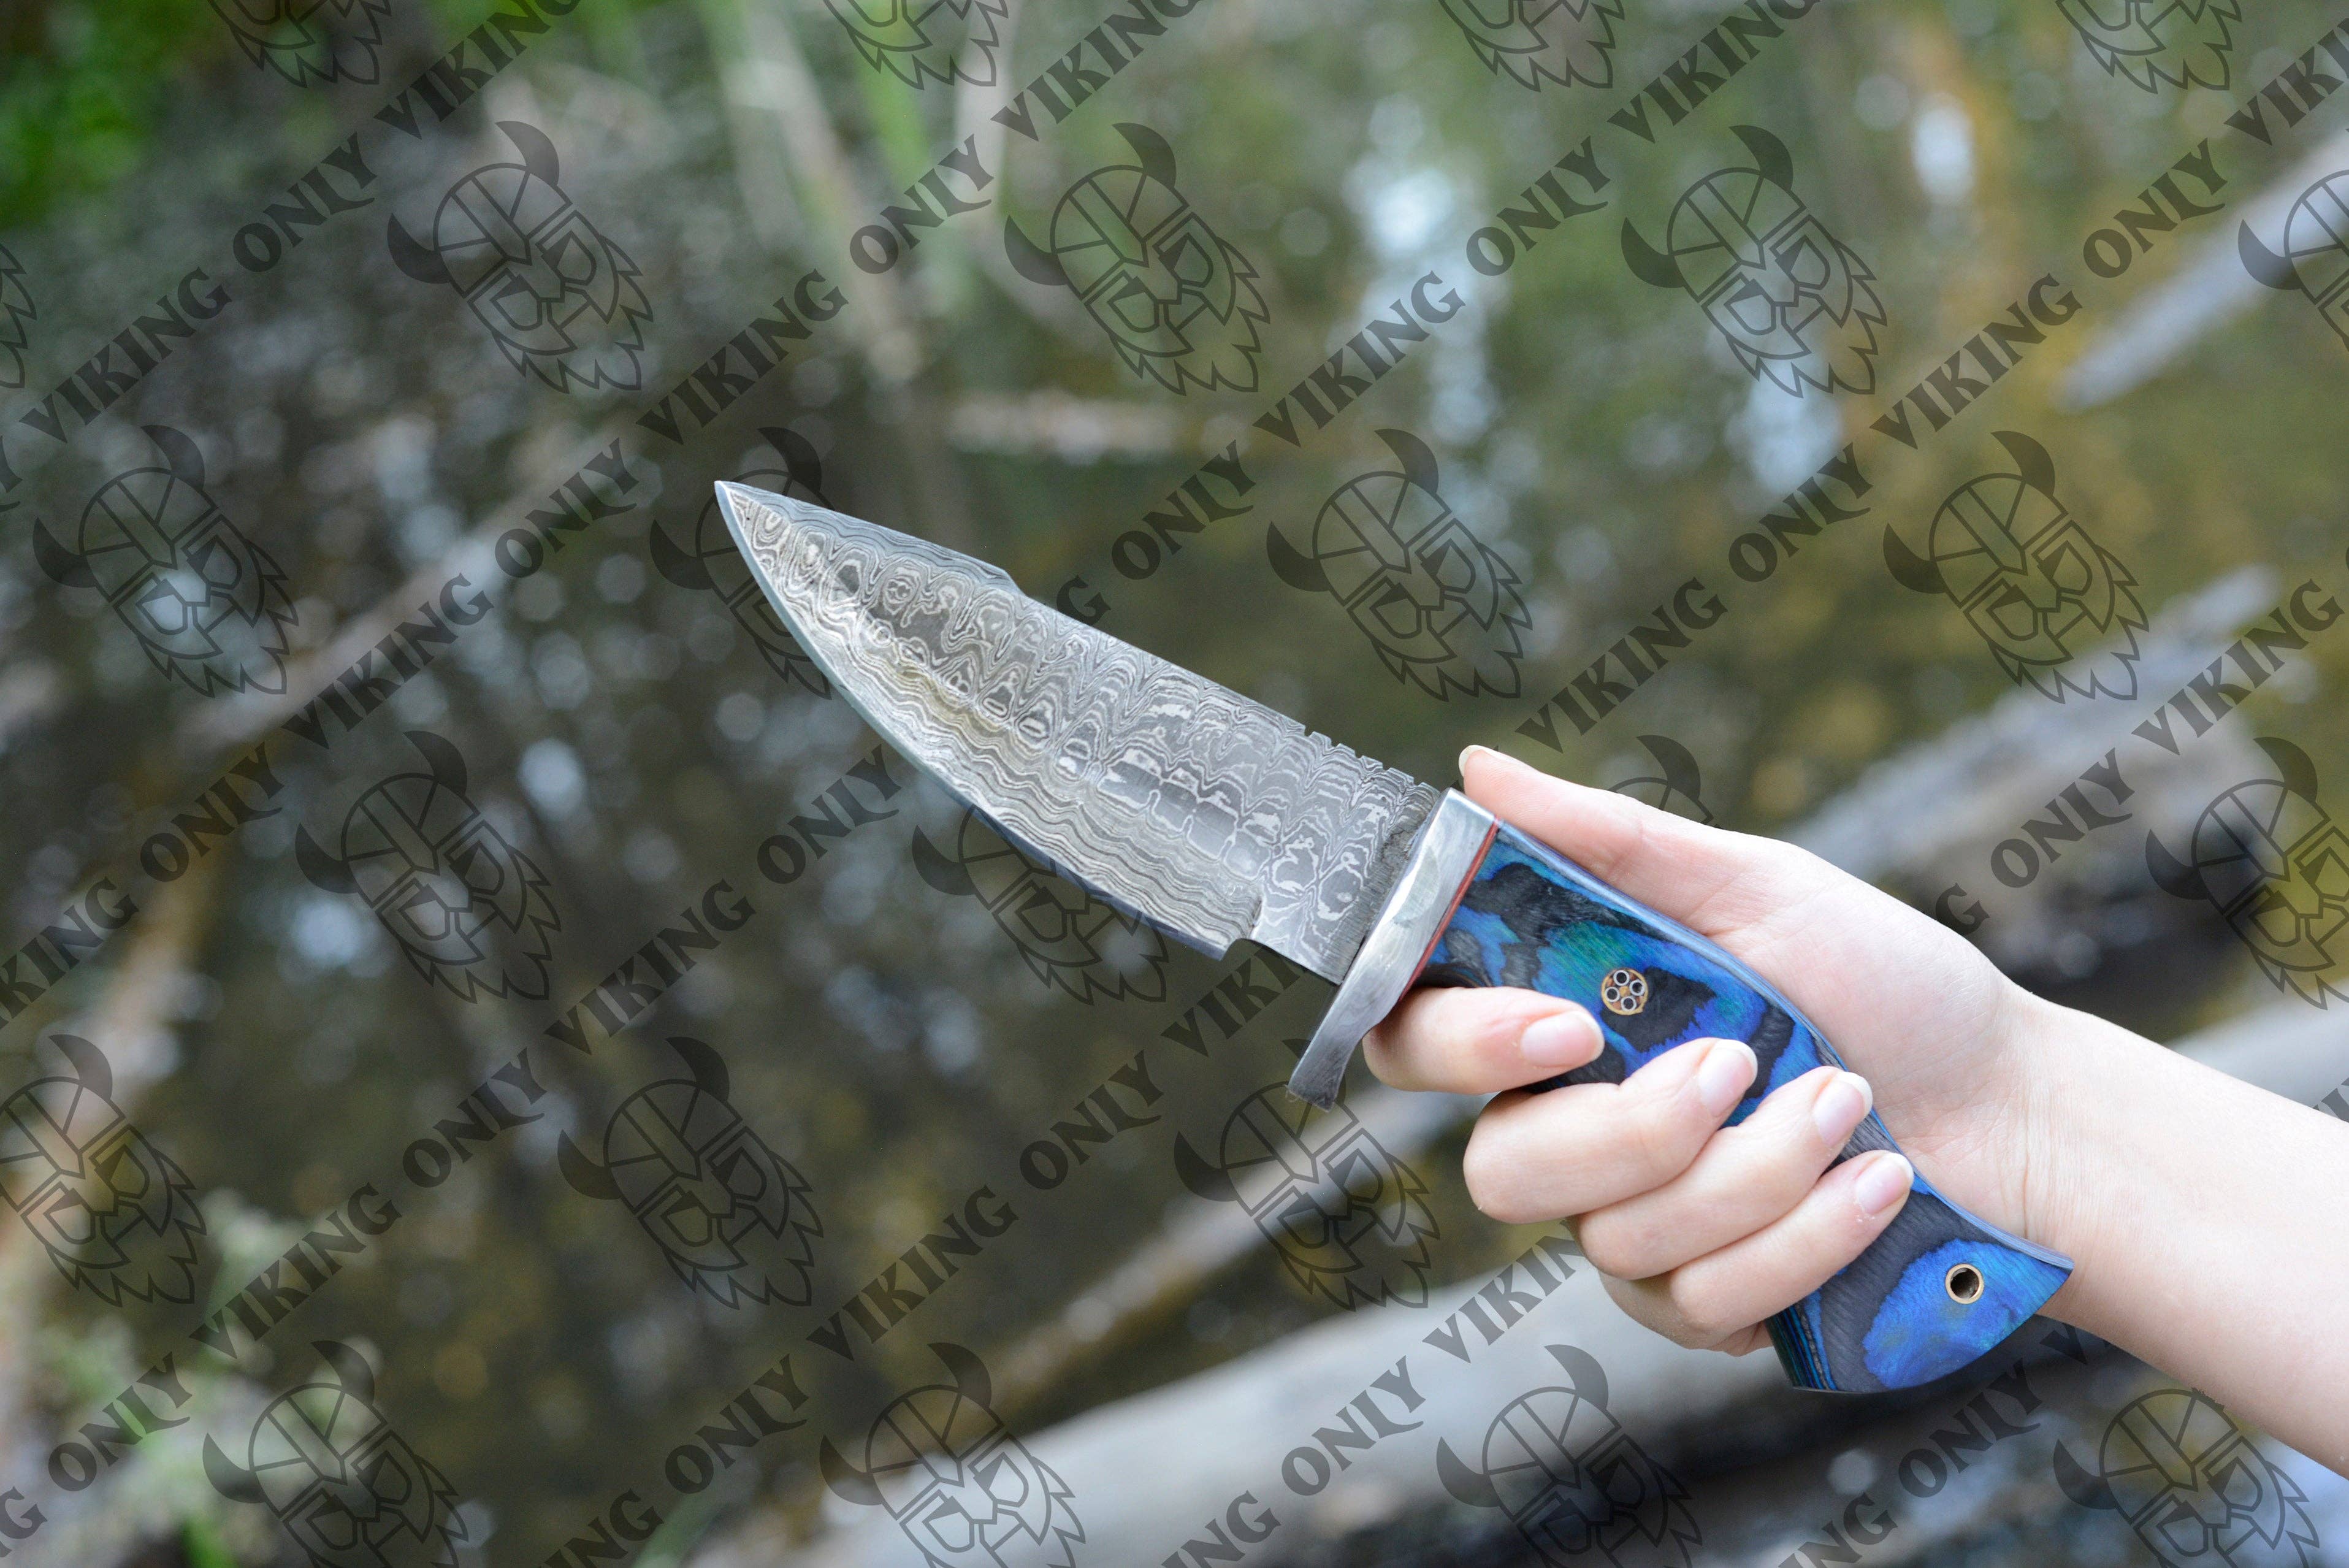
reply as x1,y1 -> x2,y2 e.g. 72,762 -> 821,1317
1290,793 -> 2072,1394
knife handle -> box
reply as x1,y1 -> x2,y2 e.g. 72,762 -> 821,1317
1420,822 -> 2072,1394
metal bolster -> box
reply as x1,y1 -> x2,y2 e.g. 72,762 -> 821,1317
1286,790 -> 1497,1108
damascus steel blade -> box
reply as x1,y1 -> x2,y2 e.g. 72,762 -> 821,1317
714,483 -> 1440,981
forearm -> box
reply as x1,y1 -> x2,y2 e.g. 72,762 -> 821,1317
2024,993 -> 2349,1471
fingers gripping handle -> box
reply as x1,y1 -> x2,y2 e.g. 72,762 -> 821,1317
1423,824 -> 2072,1393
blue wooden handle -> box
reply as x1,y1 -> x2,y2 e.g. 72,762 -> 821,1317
1422,824 -> 2072,1393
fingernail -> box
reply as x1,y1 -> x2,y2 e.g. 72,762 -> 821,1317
1811,1071 -> 1871,1145
1694,1040 -> 1755,1115
1459,744 -> 1503,777
1521,1007 -> 1598,1069
1636,1039 -> 1709,1092
1852,1153 -> 1913,1218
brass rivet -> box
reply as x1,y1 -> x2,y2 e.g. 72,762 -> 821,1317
1945,1264 -> 1984,1305
1600,968 -> 1648,1016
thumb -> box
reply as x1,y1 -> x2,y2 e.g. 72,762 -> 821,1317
1459,746 -> 1832,943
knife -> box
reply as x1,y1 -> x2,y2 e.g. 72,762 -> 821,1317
712,481 -> 2072,1394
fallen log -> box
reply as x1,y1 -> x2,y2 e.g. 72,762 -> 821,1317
698,1000 -> 2349,1567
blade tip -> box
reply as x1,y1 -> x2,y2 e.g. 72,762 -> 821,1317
711,479 -> 760,521
713,480 -> 806,557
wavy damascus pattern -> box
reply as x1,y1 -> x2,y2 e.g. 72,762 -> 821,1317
716,484 -> 1438,980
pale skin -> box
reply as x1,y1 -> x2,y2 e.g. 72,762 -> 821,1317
1366,747 -> 2349,1473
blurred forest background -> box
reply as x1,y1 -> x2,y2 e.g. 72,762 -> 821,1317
2,0 -> 2348,1562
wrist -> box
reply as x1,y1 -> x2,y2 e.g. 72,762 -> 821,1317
1998,985 -> 2159,1332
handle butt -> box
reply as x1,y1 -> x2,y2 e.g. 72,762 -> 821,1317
1766,1169 -> 2072,1392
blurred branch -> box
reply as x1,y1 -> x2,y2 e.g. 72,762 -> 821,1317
939,0 -> 1112,350
693,0 -> 976,547
1684,1343 -> 2133,1567
716,0 -> 925,386
74,857 -> 221,1093
180,503 -> 520,755
983,1082 -> 1477,1421
945,391 -> 1182,459
0,660 -> 62,755
701,0 -> 811,251
1790,567 -> 2277,882
2061,134 -> 2349,409
703,1000 -> 2345,1568
0,860 -> 220,1525
953,0 -> 1020,178
169,7 -> 1025,770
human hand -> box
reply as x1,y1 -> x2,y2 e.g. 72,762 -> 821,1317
1364,746 -> 2078,1358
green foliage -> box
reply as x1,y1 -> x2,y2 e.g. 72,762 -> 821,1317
0,0 -> 223,228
